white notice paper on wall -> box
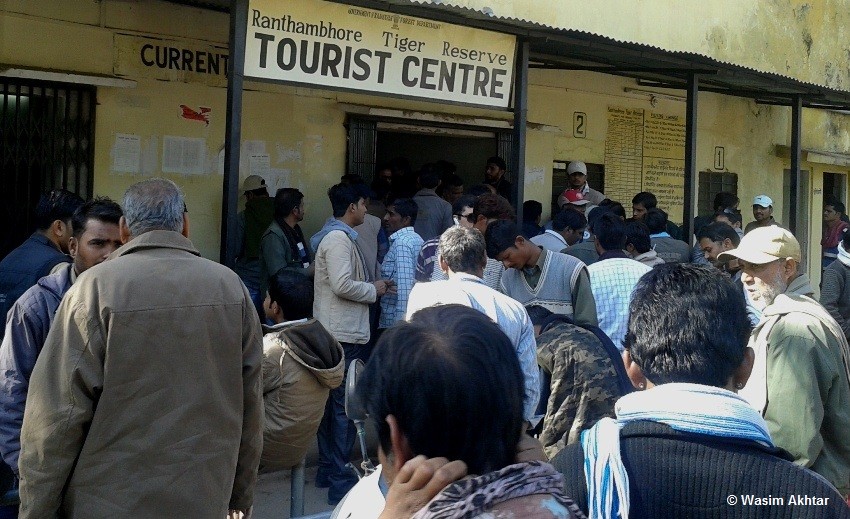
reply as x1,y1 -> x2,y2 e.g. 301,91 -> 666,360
112,134 -> 141,174
248,154 -> 270,179
163,136 -> 207,175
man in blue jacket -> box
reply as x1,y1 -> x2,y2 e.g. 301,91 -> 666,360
0,198 -> 122,480
0,189 -> 84,340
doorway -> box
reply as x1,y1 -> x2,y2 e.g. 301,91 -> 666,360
376,127 -> 498,188
823,172 -> 847,209
346,116 -> 511,190
0,78 -> 95,257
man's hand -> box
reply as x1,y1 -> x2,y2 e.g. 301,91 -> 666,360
373,280 -> 389,296
378,456 -> 468,519
226,507 -> 251,519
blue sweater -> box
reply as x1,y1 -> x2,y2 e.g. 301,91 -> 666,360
0,263 -> 73,474
0,233 -> 69,341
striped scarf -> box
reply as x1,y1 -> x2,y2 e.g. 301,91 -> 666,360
581,383 -> 773,519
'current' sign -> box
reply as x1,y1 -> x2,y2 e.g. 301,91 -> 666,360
244,0 -> 516,109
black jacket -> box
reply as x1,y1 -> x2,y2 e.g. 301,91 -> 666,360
553,421 -> 850,519
0,233 -> 69,341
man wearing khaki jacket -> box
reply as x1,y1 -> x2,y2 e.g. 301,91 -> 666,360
19,178 -> 263,518
311,182 -> 391,504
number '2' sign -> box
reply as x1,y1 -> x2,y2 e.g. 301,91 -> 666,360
573,112 -> 587,138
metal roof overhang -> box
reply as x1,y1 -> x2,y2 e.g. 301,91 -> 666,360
166,0 -> 850,110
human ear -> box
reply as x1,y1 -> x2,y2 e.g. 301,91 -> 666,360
624,350 -> 648,390
119,217 -> 132,244
731,347 -> 755,391
387,414 -> 413,472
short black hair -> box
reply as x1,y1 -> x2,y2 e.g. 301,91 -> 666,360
522,200 -> 543,222
473,193 -> 515,223
486,156 -> 506,171
625,264 -> 751,387
714,210 -> 742,226
327,183 -> 362,218
359,304 -> 523,475
826,200 -> 846,215
389,198 -> 418,226
71,197 -> 123,239
418,165 -> 441,189
696,221 -> 741,247
484,220 -> 521,259
274,188 -> 304,220
586,206 -> 612,234
452,195 -> 477,216
595,213 -> 627,251
644,208 -> 668,234
34,189 -> 85,230
713,192 -> 739,212
340,173 -> 365,185
247,187 -> 269,197
552,209 -> 587,233
268,270 -> 313,320
466,184 -> 494,198
525,304 -> 554,327
624,220 -> 652,254
607,201 -> 626,220
632,191 -> 657,209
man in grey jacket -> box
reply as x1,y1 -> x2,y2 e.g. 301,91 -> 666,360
412,166 -> 453,241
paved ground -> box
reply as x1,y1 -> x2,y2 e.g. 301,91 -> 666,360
253,463 -> 335,519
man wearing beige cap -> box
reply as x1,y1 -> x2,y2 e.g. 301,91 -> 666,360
719,226 -> 850,497
744,194 -> 780,234
566,161 -> 606,205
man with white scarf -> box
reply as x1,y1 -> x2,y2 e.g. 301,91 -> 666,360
719,226 -> 850,499
552,263 -> 850,518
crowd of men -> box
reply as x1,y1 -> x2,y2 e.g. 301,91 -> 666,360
0,155 -> 847,517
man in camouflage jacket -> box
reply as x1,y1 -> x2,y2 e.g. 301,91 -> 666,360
530,308 -> 625,459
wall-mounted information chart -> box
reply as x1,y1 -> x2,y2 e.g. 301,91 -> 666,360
604,107 -> 644,205
604,106 -> 686,223
642,112 -> 686,223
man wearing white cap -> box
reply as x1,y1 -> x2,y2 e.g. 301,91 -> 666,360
566,161 -> 606,205
744,194 -> 780,234
719,226 -> 850,497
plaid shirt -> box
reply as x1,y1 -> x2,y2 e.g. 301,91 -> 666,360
586,257 -> 651,350
379,227 -> 424,328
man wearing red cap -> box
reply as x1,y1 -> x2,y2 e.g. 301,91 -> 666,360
558,189 -> 591,215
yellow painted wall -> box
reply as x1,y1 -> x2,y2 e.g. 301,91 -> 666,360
426,0 -> 850,91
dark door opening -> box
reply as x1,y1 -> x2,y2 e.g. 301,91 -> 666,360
0,79 -> 95,258
375,129 -> 498,189
346,117 -> 513,194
